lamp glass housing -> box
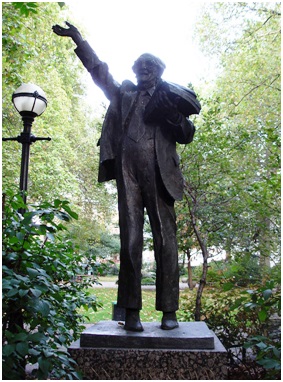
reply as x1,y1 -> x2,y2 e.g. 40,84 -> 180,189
12,83 -> 47,116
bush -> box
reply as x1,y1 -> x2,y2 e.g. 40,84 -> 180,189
204,256 -> 266,287
179,280 -> 281,379
2,191 -> 102,380
141,277 -> 156,285
106,263 -> 119,276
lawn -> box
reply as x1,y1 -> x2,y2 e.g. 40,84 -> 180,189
80,287 -> 162,323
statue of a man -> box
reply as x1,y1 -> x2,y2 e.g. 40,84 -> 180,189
53,22 -> 199,332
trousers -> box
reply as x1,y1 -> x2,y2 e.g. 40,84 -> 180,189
116,134 -> 179,312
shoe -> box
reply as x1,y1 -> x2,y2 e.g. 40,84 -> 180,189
161,311 -> 179,330
124,309 -> 144,332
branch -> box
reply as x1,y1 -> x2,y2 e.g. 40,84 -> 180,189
234,74 -> 281,107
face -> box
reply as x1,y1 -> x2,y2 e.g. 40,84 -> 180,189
133,55 -> 160,86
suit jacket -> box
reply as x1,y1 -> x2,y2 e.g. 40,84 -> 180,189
75,41 -> 195,201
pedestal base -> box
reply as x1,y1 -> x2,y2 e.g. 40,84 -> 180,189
68,321 -> 228,380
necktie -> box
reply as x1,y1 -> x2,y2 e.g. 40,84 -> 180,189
126,92 -> 146,142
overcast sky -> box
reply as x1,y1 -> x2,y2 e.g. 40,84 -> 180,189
66,0 -> 212,108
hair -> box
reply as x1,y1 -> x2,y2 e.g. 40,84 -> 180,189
132,53 -> 166,78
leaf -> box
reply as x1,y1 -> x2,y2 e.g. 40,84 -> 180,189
258,308 -> 268,322
3,344 -> 16,357
257,358 -> 281,369
36,225 -> 47,235
8,236 -> 20,244
16,232 -> 25,241
62,203 -> 78,220
7,288 -> 18,297
14,332 -> 28,342
35,300 -> 50,317
43,349 -> 54,358
30,288 -> 42,298
26,267 -> 40,277
38,357 -> 52,375
29,348 -> 41,356
244,302 -> 257,309
255,341 -> 268,350
5,252 -> 19,261
16,341 -> 29,356
19,289 -> 29,297
230,297 -> 245,310
272,347 -> 281,358
54,199 -> 61,208
28,332 -> 46,343
262,289 -> 272,300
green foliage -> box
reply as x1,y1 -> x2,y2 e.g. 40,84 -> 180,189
192,2 -> 280,261
2,1 -> 117,272
243,335 -> 281,379
176,3 -> 281,321
242,281 -> 281,379
2,2 -> 114,220
179,278 -> 281,379
141,277 -> 156,286
206,256 -> 270,287
92,232 -> 120,259
2,191 -> 103,379
12,2 -> 38,17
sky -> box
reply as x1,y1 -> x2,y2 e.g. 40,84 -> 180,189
66,0 -> 213,109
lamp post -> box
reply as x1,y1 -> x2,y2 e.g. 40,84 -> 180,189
3,83 -> 50,211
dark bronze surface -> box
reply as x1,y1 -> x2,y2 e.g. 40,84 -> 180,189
53,22 -> 201,330
80,321 -> 214,349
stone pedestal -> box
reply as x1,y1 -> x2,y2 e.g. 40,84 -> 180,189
68,321 -> 228,380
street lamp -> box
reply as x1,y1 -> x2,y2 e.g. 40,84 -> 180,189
3,83 -> 51,210
12,83 -> 47,117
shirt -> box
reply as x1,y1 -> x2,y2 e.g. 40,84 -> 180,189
127,87 -> 155,142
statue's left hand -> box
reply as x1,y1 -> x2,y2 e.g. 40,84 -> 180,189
155,90 -> 180,120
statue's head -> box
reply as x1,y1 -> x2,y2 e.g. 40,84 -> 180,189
132,53 -> 166,86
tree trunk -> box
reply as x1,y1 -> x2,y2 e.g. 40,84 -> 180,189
195,242 -> 209,321
258,217 -> 271,268
190,210 -> 209,321
186,248 -> 194,289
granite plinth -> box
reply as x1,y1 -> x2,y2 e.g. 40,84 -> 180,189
80,321 -> 214,349
69,322 -> 228,380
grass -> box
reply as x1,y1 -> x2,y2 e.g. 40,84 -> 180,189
80,276 -> 192,323
80,287 -> 162,323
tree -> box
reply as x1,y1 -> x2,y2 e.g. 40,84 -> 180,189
199,2 -> 280,265
177,2 -> 280,318
2,2 -> 116,250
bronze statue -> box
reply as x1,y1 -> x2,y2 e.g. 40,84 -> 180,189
52,22 -> 201,332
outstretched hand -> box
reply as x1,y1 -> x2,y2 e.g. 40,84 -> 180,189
52,21 -> 83,45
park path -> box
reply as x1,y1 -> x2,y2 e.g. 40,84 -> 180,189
93,280 -> 189,290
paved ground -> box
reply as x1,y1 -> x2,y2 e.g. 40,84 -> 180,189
93,281 -> 190,290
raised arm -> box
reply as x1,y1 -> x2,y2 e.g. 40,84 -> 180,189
52,22 -> 120,100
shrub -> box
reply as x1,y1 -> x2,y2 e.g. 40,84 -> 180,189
179,279 -> 281,379
141,277 -> 156,285
2,191 -> 102,379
